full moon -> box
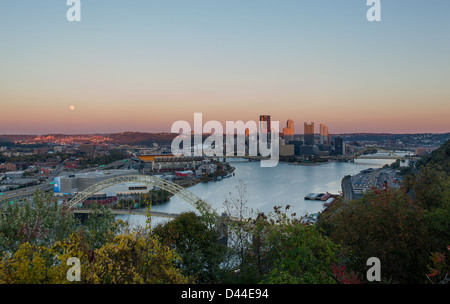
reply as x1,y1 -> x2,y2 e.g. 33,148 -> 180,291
69,105 -> 75,111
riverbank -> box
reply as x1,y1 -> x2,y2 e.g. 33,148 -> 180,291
341,175 -> 355,201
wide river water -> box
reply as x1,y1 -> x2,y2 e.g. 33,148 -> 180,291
117,154 -> 396,227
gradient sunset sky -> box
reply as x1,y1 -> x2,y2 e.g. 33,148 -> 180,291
1,0 -> 449,134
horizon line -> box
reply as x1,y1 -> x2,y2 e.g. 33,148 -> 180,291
1,131 -> 449,137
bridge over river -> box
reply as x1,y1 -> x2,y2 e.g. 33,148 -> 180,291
72,208 -> 180,219
1,174 -> 211,220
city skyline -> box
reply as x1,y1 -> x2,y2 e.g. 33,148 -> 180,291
1,1 -> 449,135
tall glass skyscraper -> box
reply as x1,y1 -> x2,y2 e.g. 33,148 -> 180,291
304,122 -> 314,145
260,115 -> 271,134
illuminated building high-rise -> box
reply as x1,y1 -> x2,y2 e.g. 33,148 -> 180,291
320,124 -> 330,145
259,115 -> 271,134
283,119 -> 294,142
283,119 -> 294,136
304,122 -> 314,145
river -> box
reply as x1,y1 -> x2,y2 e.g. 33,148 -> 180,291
117,154 -> 397,227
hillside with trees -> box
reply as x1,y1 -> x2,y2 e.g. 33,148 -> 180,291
316,140 -> 450,283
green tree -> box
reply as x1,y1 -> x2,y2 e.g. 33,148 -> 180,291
82,203 -> 126,249
153,212 -> 226,283
402,141 -> 450,256
250,206 -> 339,284
0,190 -> 79,253
79,150 -> 125,167
425,197 -> 450,252
406,165 -> 449,211
317,188 -> 430,283
148,189 -> 172,205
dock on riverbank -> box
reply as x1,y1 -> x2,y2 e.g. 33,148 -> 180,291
304,192 -> 338,201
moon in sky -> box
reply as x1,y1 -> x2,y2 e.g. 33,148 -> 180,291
69,105 -> 75,111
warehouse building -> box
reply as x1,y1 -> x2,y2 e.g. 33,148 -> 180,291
53,169 -> 150,196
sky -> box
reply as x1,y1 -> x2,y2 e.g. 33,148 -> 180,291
0,0 -> 449,135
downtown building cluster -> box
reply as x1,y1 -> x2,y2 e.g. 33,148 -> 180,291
258,115 -> 344,158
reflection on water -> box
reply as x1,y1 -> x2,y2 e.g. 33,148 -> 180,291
117,155 -> 395,227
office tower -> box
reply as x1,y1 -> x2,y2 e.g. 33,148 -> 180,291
283,119 -> 294,142
334,137 -> 343,155
304,122 -> 314,145
260,115 -> 271,134
320,124 -> 330,145
283,119 -> 294,136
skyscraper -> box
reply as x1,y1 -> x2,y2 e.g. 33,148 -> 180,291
283,119 -> 294,136
320,124 -> 330,145
283,119 -> 294,142
304,122 -> 314,145
334,137 -> 343,155
260,115 -> 271,134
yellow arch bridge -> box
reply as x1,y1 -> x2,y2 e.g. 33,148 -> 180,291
325,147 -> 420,161
1,175 -> 237,224
67,174 -> 213,218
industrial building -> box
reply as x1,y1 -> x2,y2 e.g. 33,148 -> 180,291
134,154 -> 204,173
53,169 -> 149,196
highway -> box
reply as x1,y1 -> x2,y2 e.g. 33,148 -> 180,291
0,183 -> 53,203
75,159 -> 130,173
0,159 -> 131,204
341,176 -> 355,201
1,160 -> 67,203
347,167 -> 400,200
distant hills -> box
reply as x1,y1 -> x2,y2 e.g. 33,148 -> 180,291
0,132 -> 178,146
107,132 -> 178,145
1,132 -> 449,146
